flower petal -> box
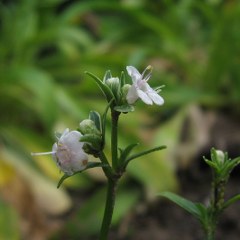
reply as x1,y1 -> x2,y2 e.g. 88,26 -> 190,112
137,89 -> 153,105
148,91 -> 164,105
126,84 -> 139,104
126,66 -> 142,83
60,131 -> 83,151
60,128 -> 69,140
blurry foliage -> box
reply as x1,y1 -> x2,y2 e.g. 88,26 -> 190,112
0,0 -> 240,239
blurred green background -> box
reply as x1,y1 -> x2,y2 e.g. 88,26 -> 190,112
1,0 -> 240,239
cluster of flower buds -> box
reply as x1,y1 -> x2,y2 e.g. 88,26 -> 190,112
78,111 -> 104,157
86,65 -> 164,113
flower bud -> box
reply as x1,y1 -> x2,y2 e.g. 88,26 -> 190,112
79,119 -> 103,157
105,77 -> 121,102
215,150 -> 225,164
79,119 -> 100,135
105,77 -> 120,88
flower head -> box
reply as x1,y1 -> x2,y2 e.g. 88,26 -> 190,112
126,66 -> 164,105
32,128 -> 88,175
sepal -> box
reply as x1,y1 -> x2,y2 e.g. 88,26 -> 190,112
114,104 -> 135,113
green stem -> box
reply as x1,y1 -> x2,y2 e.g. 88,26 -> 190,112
205,178 -> 226,240
99,178 -> 118,240
205,213 -> 217,240
98,151 -> 113,179
206,226 -> 215,240
111,110 -> 120,171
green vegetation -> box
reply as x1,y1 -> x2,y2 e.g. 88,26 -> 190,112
0,0 -> 240,239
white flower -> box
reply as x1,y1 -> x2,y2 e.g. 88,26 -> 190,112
126,65 -> 164,105
31,128 -> 88,175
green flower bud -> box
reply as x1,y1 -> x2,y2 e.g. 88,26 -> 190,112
216,150 -> 225,164
79,119 -> 103,156
105,77 -> 120,88
79,119 -> 101,135
105,77 -> 121,102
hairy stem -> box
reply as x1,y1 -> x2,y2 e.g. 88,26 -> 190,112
205,178 -> 226,240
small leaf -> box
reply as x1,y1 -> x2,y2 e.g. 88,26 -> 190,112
80,134 -> 102,149
120,71 -> 125,87
85,71 -> 115,102
102,99 -> 113,145
103,70 -> 112,83
89,111 -> 102,132
119,143 -> 139,163
223,193 -> 240,209
160,192 -> 204,220
57,162 -> 106,188
125,145 -> 166,166
114,104 -> 135,113
204,158 -> 217,169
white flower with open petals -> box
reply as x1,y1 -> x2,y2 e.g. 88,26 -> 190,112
32,128 -> 88,175
126,66 -> 164,106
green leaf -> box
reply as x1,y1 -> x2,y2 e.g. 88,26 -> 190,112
223,193 -> 240,209
125,145 -> 167,165
101,99 -> 113,145
120,71 -> 125,87
204,158 -> 217,170
57,162 -> 106,188
119,143 -> 139,164
85,71 -> 115,103
114,104 -> 135,113
89,111 -> 102,132
160,192 -> 205,220
103,70 -> 112,83
80,134 -> 102,150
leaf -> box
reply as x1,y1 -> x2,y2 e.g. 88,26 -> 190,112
125,145 -> 167,165
57,162 -> 107,188
119,143 -> 139,164
120,71 -> 125,87
223,193 -> 240,209
114,104 -> 135,113
17,67 -> 57,129
85,71 -> 115,103
103,70 -> 112,83
160,192 -> 205,220
89,111 -> 102,132
204,158 -> 217,170
101,99 -> 113,145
